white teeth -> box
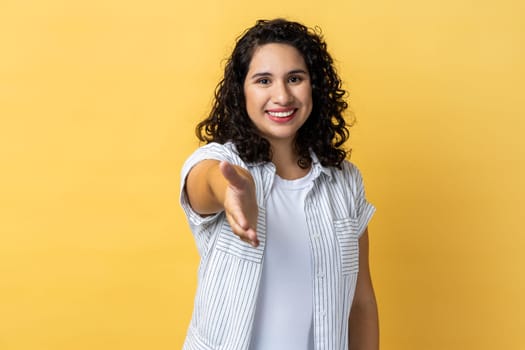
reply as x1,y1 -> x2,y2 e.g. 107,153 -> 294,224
267,110 -> 295,118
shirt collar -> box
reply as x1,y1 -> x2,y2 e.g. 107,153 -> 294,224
242,145 -> 334,180
310,150 -> 334,180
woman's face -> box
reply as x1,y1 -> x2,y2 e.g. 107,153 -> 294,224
243,43 -> 313,149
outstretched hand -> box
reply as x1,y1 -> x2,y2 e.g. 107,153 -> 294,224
219,161 -> 259,247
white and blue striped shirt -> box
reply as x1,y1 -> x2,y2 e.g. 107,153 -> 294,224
180,142 -> 375,350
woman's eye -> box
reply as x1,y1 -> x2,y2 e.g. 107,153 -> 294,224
289,76 -> 302,83
257,78 -> 270,85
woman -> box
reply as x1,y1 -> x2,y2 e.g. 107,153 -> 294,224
180,18 -> 379,350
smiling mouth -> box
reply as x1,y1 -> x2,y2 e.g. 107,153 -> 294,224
266,109 -> 296,118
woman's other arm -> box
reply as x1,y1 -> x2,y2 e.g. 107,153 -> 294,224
349,228 -> 379,350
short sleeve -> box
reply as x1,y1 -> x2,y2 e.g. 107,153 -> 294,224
179,142 -> 248,228
344,161 -> 376,238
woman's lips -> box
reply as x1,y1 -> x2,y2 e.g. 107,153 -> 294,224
266,108 -> 297,123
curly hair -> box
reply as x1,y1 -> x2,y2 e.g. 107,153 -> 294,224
196,18 -> 351,168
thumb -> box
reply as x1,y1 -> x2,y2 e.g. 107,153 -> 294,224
219,161 -> 246,189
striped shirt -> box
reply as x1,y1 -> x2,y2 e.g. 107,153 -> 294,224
180,142 -> 375,350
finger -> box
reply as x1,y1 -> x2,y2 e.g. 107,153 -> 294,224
246,228 -> 259,247
226,203 -> 250,231
219,161 -> 246,190
231,216 -> 259,246
240,233 -> 259,248
239,236 -> 254,245
230,220 -> 258,246
226,210 -> 249,235
226,213 -> 259,247
227,204 -> 259,241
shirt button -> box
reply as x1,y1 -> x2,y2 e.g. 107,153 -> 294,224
320,311 -> 327,317
312,234 -> 320,239
317,272 -> 325,278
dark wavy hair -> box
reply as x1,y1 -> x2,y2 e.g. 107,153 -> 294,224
196,18 -> 351,168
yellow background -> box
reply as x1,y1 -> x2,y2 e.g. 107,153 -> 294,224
1,0 -> 524,349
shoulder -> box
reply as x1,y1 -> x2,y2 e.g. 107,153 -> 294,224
191,141 -> 239,159
333,160 -> 364,183
183,142 -> 247,168
325,160 -> 368,198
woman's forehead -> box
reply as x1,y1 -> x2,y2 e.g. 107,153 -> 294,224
247,43 -> 307,73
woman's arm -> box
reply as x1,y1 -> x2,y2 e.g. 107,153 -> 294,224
348,228 -> 379,350
185,159 -> 259,246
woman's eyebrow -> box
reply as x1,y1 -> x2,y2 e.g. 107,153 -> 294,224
250,72 -> 273,79
288,69 -> 308,75
249,69 -> 308,79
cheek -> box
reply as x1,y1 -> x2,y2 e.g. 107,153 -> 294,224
244,94 -> 254,115
303,88 -> 313,109
243,89 -> 260,120
245,88 -> 264,108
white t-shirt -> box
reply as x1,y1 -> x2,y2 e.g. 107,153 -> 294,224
249,168 -> 316,350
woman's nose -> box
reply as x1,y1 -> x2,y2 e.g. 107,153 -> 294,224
272,82 -> 294,105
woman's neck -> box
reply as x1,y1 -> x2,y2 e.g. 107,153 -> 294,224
270,142 -> 310,180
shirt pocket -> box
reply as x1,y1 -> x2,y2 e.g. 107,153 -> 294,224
333,217 -> 360,275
